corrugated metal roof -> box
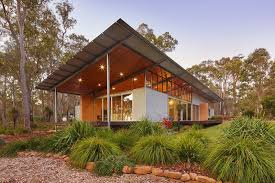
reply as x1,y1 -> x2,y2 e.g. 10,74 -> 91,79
36,18 -> 222,102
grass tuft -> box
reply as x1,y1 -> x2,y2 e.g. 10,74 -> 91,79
70,137 -> 121,168
131,135 -> 178,165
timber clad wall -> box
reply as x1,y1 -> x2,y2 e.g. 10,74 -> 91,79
199,103 -> 209,121
80,95 -> 95,121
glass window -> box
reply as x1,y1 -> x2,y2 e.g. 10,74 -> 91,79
168,98 -> 180,121
111,96 -> 122,121
122,94 -> 133,121
188,103 -> 192,120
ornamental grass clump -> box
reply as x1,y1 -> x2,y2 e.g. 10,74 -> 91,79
176,134 -> 206,163
112,129 -> 137,150
70,137 -> 121,168
51,120 -> 96,153
95,155 -> 134,176
129,118 -> 165,137
204,117 -> 275,183
131,135 -> 179,165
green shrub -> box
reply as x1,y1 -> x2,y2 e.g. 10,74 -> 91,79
131,135 -> 178,165
112,129 -> 137,150
0,141 -> 27,157
191,124 -> 203,130
51,121 -> 96,153
0,138 -> 5,146
183,129 -> 209,145
205,117 -> 275,183
223,117 -> 275,145
70,137 -> 121,168
204,137 -> 275,183
0,136 -> 54,157
176,135 -> 205,163
129,118 -> 165,137
95,127 -> 114,139
95,155 -> 134,176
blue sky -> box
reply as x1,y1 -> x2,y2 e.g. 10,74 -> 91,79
70,0 -> 275,68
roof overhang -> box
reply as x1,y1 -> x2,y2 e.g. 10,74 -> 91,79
37,19 -> 222,103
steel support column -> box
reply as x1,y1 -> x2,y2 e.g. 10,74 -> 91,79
106,54 -> 111,128
54,88 -> 57,124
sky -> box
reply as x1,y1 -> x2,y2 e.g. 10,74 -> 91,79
70,0 -> 275,68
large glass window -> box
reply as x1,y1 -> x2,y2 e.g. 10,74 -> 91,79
111,96 -> 122,121
122,94 -> 133,120
95,93 -> 133,121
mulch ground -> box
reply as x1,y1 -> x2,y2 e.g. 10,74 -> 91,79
0,156 -> 178,183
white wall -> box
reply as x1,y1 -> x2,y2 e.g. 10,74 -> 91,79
132,88 -> 146,120
192,93 -> 208,105
146,88 -> 168,121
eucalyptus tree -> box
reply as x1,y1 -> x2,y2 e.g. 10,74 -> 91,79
0,0 -> 88,129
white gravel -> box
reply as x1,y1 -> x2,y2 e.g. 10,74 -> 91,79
0,157 -> 180,183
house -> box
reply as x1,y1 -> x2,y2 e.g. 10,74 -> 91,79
37,19 -> 222,124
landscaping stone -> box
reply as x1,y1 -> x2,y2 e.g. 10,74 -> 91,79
163,170 -> 182,179
85,162 -> 95,172
181,173 -> 191,181
151,168 -> 164,176
64,157 -> 70,162
185,181 -> 200,183
17,151 -> 25,156
122,166 -> 134,174
196,175 -> 216,183
189,173 -> 197,180
134,165 -> 152,175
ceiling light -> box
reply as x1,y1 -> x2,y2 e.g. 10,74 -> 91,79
133,78 -> 137,81
112,87 -> 116,90
78,78 -> 82,82
99,64 -> 105,70
119,72 -> 124,76
98,83 -> 101,87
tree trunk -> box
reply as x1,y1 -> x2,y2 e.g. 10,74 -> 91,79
17,1 -> 31,131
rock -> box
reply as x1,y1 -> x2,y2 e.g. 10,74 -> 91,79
196,175 -> 216,183
185,181 -> 200,183
189,173 -> 197,180
163,170 -> 182,179
17,152 -> 25,157
85,162 -> 95,172
151,168 -> 164,176
53,154 -> 61,159
122,166 -> 133,174
134,166 -> 152,175
181,173 -> 191,181
64,157 -> 70,162
217,181 -> 222,183
61,155 -> 67,159
46,153 -> 52,157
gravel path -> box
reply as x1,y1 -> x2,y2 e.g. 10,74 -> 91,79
0,157 -> 179,183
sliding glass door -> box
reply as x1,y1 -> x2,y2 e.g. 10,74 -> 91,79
95,93 -> 133,121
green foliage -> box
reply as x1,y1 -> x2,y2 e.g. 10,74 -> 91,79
191,124 -> 203,130
51,121 -> 96,153
0,136 -> 54,157
223,117 -> 275,144
131,135 -> 178,165
129,118 -> 165,137
137,23 -> 178,52
112,129 -> 137,150
262,96 -> 275,117
176,135 -> 205,163
0,126 -> 28,135
95,127 -> 114,139
95,155 -> 134,176
205,117 -> 275,183
204,137 -> 275,183
70,137 -> 121,168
